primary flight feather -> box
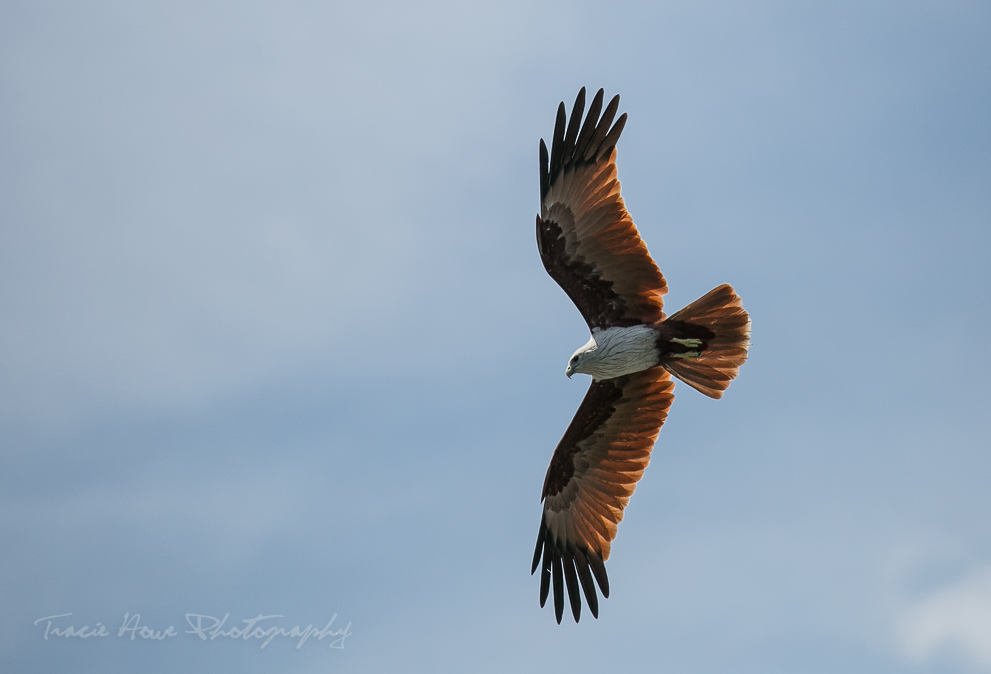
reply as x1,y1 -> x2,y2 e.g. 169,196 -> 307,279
532,88 -> 751,623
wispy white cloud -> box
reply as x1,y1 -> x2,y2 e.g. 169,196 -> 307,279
898,565 -> 991,669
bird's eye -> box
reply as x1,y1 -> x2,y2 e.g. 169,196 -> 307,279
571,356 -> 578,364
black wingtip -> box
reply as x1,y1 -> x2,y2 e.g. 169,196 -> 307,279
540,88 -> 629,205
562,88 -> 586,169
552,552 -> 565,624
597,112 -> 628,161
531,517 -> 546,575
572,546 -> 599,619
534,514 -> 612,622
587,550 -> 610,598
562,548 -> 582,622
538,138 -> 549,201
584,94 -> 620,161
539,537 -> 552,608
549,102 -> 567,178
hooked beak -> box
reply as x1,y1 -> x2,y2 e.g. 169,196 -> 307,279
566,367 -> 573,379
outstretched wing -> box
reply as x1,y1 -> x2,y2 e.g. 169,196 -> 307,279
532,368 -> 675,623
537,88 -> 667,330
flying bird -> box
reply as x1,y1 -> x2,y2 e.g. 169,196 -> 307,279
531,88 -> 751,623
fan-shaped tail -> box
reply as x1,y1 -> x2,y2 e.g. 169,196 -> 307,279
662,284 -> 750,399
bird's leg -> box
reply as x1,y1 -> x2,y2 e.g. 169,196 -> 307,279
667,337 -> 702,359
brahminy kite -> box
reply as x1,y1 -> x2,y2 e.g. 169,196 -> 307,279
532,88 -> 751,623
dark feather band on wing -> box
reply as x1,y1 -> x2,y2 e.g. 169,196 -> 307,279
532,369 -> 675,622
537,215 -> 643,329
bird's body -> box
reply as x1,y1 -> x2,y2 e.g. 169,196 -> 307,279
568,322 -> 715,380
568,325 -> 662,380
531,88 -> 751,623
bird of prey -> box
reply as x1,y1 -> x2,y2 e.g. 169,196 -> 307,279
531,88 -> 751,623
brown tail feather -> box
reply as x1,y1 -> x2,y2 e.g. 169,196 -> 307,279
662,284 -> 750,399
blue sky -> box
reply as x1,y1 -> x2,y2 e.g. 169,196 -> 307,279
2,1 -> 990,672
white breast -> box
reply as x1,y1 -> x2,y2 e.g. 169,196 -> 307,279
581,325 -> 660,380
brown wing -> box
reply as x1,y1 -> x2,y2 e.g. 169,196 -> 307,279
536,88 -> 668,330
531,368 -> 675,623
